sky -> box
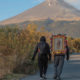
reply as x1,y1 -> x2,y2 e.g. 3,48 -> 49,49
0,0 -> 80,21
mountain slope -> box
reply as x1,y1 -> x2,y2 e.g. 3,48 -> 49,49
0,0 -> 80,25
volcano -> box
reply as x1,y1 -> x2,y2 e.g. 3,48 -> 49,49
0,0 -> 80,25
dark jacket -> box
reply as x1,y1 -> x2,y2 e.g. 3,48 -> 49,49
32,41 -> 51,61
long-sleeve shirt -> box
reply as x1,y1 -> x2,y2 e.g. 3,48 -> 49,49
32,41 -> 51,61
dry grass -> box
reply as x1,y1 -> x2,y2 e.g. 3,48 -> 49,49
0,24 -> 51,79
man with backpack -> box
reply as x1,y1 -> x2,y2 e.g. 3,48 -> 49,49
32,36 -> 51,80
53,38 -> 70,80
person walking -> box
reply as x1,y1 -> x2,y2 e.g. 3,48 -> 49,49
32,36 -> 51,80
53,40 -> 70,80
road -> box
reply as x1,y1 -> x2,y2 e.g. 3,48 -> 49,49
21,53 -> 80,80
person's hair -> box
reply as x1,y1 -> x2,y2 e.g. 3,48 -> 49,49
40,36 -> 46,42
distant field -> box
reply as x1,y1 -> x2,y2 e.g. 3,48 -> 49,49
0,20 -> 80,37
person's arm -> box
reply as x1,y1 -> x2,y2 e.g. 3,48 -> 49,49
47,43 -> 51,61
32,43 -> 38,61
66,46 -> 70,61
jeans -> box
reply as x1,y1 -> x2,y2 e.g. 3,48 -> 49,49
38,57 -> 48,77
54,55 -> 65,77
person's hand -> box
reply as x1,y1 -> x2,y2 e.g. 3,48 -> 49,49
31,57 -> 35,61
49,58 -> 51,61
66,57 -> 69,61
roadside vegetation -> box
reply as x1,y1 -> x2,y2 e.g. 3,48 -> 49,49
0,23 -> 50,80
0,23 -> 80,80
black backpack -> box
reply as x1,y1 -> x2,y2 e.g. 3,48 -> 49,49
38,42 -> 47,55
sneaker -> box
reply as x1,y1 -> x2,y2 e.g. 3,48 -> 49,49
57,76 -> 61,80
40,77 -> 43,80
53,75 -> 57,79
43,75 -> 47,79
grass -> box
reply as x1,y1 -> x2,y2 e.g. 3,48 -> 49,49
1,73 -> 26,80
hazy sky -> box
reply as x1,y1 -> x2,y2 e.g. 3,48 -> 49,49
0,0 -> 80,21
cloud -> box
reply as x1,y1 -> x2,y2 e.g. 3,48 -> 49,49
33,0 -> 44,3
65,0 -> 79,3
65,0 -> 80,10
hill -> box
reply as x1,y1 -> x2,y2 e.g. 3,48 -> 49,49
0,0 -> 80,25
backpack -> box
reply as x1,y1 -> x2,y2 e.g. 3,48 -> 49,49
38,42 -> 47,55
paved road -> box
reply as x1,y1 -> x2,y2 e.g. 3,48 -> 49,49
21,53 -> 80,80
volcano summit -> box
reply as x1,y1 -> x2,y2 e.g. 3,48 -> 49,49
0,0 -> 80,25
